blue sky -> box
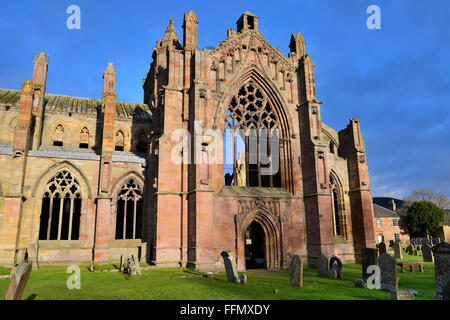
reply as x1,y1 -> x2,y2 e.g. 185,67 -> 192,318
0,0 -> 449,199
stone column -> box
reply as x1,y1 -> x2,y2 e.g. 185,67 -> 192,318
93,63 -> 117,264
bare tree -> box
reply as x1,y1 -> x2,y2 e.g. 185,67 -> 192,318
404,188 -> 450,209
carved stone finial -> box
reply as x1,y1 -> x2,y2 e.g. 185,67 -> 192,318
289,32 -> 306,57
104,62 -> 116,76
34,52 -> 49,65
184,10 -> 198,24
160,19 -> 182,49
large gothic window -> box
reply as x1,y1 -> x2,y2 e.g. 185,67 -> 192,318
115,178 -> 143,240
330,173 -> 346,238
224,82 -> 281,188
39,170 -> 82,241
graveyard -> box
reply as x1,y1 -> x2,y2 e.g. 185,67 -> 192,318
0,248 -> 441,300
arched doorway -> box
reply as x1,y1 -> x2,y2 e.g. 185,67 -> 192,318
244,221 -> 266,269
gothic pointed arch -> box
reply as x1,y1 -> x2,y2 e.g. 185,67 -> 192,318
214,65 -> 294,135
109,170 -> 145,198
111,171 -> 145,240
238,206 -> 282,270
31,161 -> 93,199
218,66 -> 295,192
50,120 -> 67,147
330,169 -> 347,238
38,169 -> 83,241
76,123 -> 94,149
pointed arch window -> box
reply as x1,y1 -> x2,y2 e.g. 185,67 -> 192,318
39,170 -> 82,241
115,130 -> 125,151
53,124 -> 64,147
79,127 -> 90,149
330,173 -> 346,238
115,178 -> 143,240
224,82 -> 281,188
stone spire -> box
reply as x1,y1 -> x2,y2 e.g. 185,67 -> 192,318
33,52 -> 49,89
289,31 -> 306,57
103,62 -> 116,96
183,11 -> 198,50
159,19 -> 182,49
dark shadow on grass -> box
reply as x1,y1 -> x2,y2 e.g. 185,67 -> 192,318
26,294 -> 37,300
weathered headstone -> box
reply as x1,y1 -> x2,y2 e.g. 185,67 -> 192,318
378,253 -> 398,292
221,251 -> 239,283
413,249 -> 418,256
394,242 -> 403,259
378,242 -> 387,255
126,258 -> 136,276
329,256 -> 343,280
317,254 -> 329,277
119,254 -> 124,272
132,255 -> 141,275
443,275 -> 450,300
422,244 -> 433,262
431,242 -> 450,297
406,244 -> 414,255
329,269 -> 338,279
5,262 -> 32,300
239,274 -> 247,285
289,255 -> 303,287
391,290 -> 414,300
361,248 -> 378,281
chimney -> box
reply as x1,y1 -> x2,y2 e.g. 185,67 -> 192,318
391,199 -> 396,212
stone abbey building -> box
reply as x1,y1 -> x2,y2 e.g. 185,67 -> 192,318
0,11 -> 376,270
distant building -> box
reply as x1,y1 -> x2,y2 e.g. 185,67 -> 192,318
433,209 -> 450,242
372,197 -> 410,245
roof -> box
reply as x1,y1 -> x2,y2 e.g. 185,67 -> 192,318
373,197 -> 407,211
373,203 -> 405,219
0,89 -> 152,120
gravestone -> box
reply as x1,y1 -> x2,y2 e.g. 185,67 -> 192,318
329,256 -> 343,280
443,275 -> 450,300
221,251 -> 239,283
413,249 -> 418,256
317,254 -> 329,277
5,262 -> 32,300
329,269 -> 338,279
289,255 -> 303,287
431,242 -> 450,297
126,258 -> 136,276
394,242 -> 403,259
361,248 -> 378,281
391,290 -> 414,300
239,274 -> 247,285
119,254 -> 124,272
422,244 -> 433,262
406,244 -> 414,255
378,253 -> 398,292
132,255 -> 142,275
378,242 -> 387,255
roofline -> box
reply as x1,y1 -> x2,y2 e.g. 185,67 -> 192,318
373,203 -> 406,218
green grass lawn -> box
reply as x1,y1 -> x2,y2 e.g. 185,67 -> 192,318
0,254 -> 436,300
